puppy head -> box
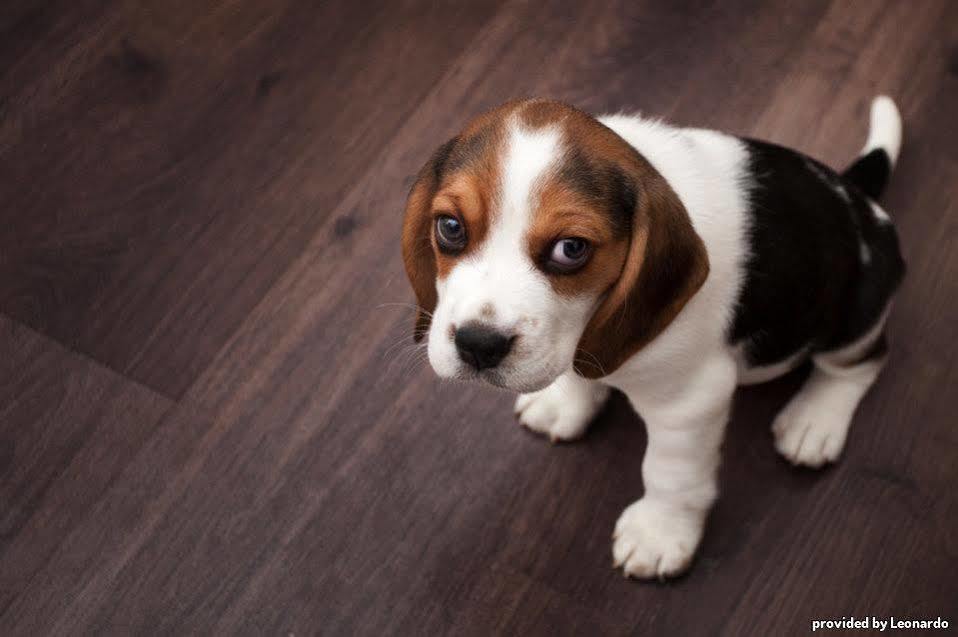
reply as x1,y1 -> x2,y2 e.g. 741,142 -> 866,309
402,100 -> 708,392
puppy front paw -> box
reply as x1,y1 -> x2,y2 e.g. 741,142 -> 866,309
514,375 -> 609,442
612,499 -> 704,580
772,394 -> 852,468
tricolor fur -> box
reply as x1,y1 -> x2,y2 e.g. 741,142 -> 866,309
401,97 -> 905,579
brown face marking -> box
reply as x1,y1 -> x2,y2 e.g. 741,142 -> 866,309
527,179 -> 630,297
574,151 -> 710,378
430,173 -> 491,278
514,101 -> 710,376
403,98 -> 708,365
415,103 -> 531,281
514,101 -> 639,300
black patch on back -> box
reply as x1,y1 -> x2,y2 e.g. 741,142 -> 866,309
731,139 -> 905,365
557,148 -> 635,236
842,148 -> 891,199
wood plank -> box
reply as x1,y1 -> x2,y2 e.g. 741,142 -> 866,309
0,0 -> 956,634
0,0 -> 505,398
48,0 -> 846,634
0,399 -> 229,635
0,315 -> 172,627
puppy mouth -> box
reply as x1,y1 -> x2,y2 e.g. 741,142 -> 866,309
479,368 -> 509,388
452,366 -> 508,387
438,347 -> 560,393
464,366 -> 555,394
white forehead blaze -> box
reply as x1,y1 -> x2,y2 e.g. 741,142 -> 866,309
472,122 -> 563,302
427,120 -> 598,391
498,121 -> 563,233
437,122 -> 564,324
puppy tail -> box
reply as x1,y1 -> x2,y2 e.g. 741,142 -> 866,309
841,96 -> 902,200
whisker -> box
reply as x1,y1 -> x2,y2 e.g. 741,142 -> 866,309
575,347 -> 607,377
374,302 -> 433,319
398,347 -> 430,380
382,332 -> 419,359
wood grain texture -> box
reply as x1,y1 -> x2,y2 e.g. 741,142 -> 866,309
0,0 -> 505,398
0,316 -> 173,623
1,0 -> 956,635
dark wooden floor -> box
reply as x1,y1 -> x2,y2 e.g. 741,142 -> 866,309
1,1 -> 956,635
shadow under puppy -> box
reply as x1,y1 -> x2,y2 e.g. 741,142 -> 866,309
401,97 -> 905,579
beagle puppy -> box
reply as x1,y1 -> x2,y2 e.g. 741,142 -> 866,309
401,97 -> 905,579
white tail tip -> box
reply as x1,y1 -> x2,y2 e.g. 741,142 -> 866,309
862,95 -> 902,166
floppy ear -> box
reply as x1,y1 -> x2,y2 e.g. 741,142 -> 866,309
574,155 -> 710,377
401,137 -> 458,341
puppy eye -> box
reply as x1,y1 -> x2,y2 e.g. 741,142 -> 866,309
435,215 -> 467,252
548,237 -> 591,271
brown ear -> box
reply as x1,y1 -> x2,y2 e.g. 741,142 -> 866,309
401,138 -> 458,341
574,155 -> 710,377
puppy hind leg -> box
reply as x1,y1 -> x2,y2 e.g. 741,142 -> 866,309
772,325 -> 888,468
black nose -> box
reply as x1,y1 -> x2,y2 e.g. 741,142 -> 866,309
454,323 -> 514,370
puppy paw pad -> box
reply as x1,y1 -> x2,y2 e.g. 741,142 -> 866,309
514,380 -> 607,442
772,401 -> 850,468
612,500 -> 702,580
